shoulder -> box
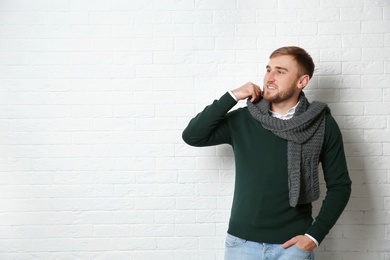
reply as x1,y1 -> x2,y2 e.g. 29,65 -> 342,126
227,106 -> 250,119
325,114 -> 341,132
224,107 -> 256,127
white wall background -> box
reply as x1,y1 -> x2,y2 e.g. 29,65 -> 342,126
0,0 -> 389,259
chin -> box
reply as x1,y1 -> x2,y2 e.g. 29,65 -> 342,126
262,94 -> 274,102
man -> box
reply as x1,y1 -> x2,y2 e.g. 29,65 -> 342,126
182,46 -> 351,259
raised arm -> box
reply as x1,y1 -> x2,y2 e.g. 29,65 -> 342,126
182,82 -> 262,147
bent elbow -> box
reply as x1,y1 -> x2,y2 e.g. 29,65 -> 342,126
182,129 -> 199,146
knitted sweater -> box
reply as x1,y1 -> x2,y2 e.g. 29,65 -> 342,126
182,92 -> 352,245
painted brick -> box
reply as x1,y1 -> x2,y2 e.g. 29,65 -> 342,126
154,0 -> 194,11
131,11 -> 172,25
363,47 -> 390,61
215,36 -> 257,49
297,8 -> 339,22
340,7 -> 383,21
214,10 -> 256,24
174,36 -> 215,50
112,0 -> 153,11
362,21 -> 390,34
236,23 -> 275,37
195,0 -> 236,10
70,0 -> 111,12
319,21 -> 361,35
322,0 -> 364,8
194,24 -> 235,37
172,11 -> 213,24
46,12 -> 89,24
0,1 -> 389,258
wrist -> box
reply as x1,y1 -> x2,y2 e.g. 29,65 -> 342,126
304,234 -> 319,247
228,90 -> 238,101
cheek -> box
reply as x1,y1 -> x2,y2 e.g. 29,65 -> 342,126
263,74 -> 272,83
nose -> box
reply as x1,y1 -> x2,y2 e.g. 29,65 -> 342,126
265,71 -> 275,83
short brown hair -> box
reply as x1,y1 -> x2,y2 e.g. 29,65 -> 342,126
270,46 -> 315,79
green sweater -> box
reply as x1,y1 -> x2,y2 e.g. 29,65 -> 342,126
182,92 -> 351,245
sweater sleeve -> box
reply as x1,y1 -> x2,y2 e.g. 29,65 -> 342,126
305,115 -> 352,244
182,92 -> 237,147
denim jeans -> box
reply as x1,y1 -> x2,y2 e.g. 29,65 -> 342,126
224,233 -> 314,260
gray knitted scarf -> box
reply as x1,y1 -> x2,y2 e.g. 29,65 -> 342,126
247,92 -> 330,207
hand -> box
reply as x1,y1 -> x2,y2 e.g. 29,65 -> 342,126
282,235 -> 316,251
231,82 -> 262,103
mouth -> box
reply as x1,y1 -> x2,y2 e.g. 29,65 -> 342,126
266,85 -> 276,90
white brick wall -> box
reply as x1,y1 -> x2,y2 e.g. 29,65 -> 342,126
0,0 -> 389,259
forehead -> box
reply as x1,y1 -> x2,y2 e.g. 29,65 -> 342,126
267,55 -> 298,70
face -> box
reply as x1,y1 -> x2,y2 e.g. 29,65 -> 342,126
262,55 -> 303,104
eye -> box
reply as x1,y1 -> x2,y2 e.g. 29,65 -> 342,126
277,70 -> 285,74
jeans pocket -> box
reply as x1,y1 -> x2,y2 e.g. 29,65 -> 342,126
290,245 -> 313,259
225,233 -> 247,248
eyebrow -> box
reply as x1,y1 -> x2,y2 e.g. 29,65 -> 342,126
266,65 -> 289,72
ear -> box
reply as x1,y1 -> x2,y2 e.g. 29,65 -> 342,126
297,75 -> 310,90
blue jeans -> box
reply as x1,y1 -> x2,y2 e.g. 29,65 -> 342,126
224,233 -> 314,260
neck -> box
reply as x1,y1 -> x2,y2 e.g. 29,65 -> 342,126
269,91 -> 302,115
270,99 -> 299,115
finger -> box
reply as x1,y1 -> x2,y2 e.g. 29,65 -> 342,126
252,83 -> 260,90
254,90 -> 261,99
249,92 -> 259,103
252,84 -> 262,97
282,237 -> 298,249
251,90 -> 262,102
